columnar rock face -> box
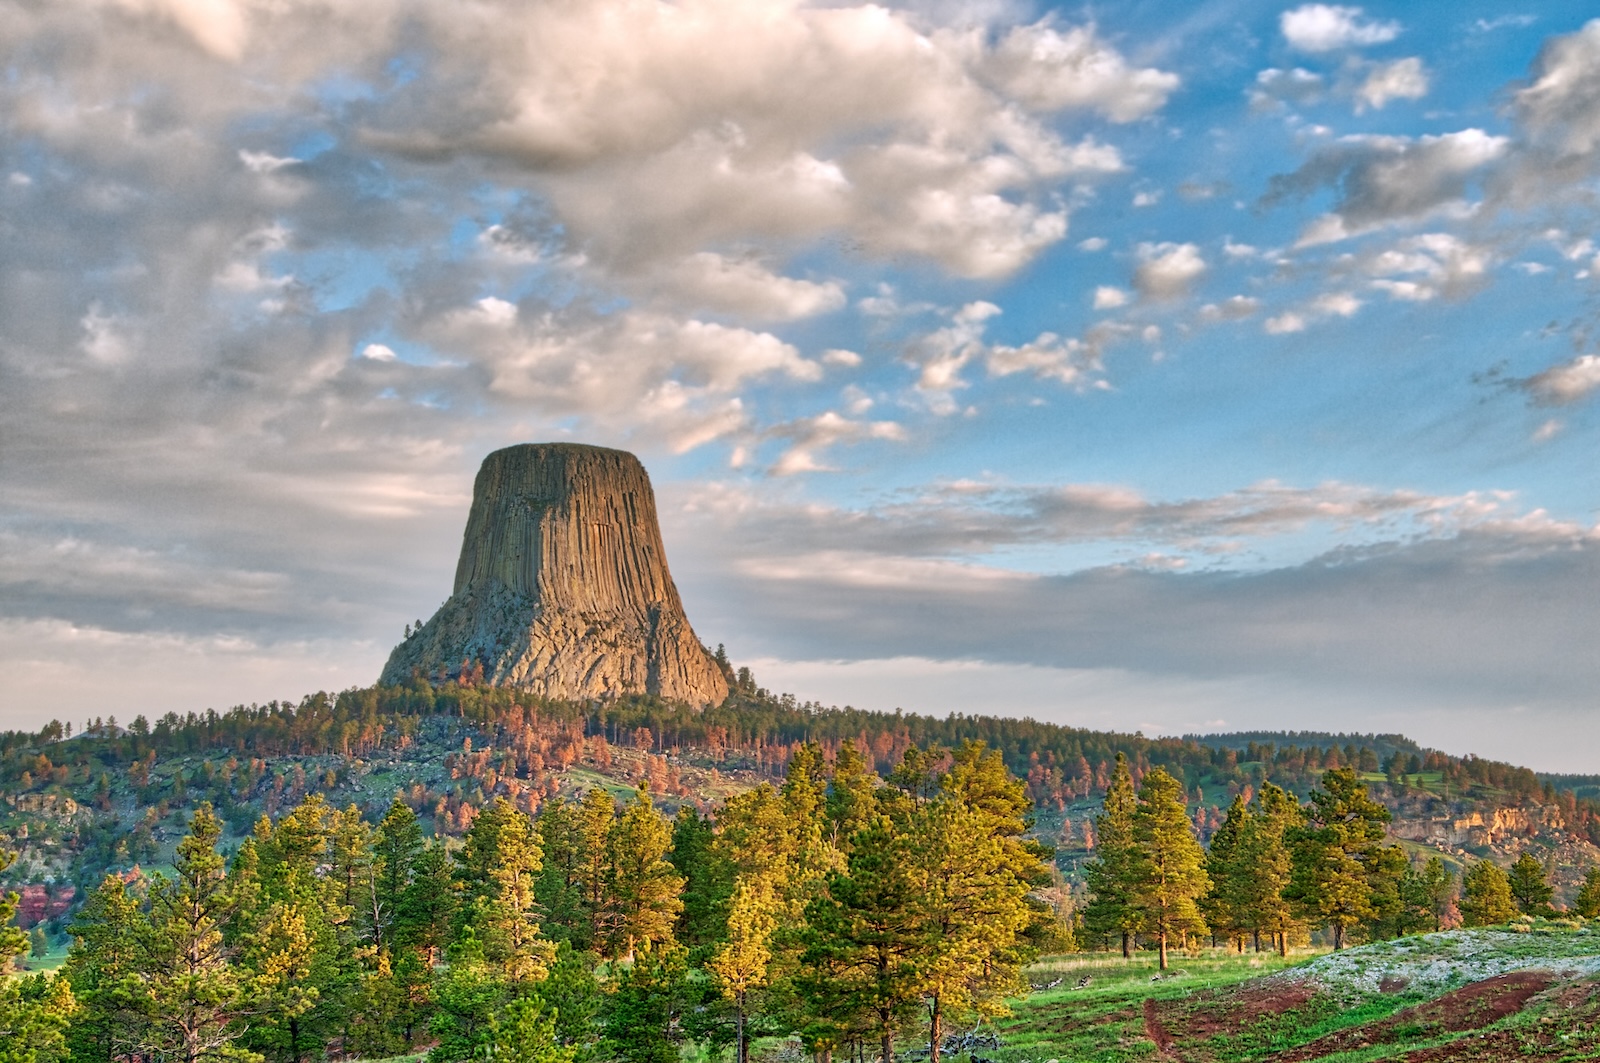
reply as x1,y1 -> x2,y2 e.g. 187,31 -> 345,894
381,443 -> 729,707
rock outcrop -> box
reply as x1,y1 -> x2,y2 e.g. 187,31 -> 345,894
381,443 -> 728,708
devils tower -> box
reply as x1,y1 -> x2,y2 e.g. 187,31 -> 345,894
381,443 -> 729,707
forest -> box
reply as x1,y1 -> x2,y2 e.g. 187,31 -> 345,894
7,729 -> 1600,1063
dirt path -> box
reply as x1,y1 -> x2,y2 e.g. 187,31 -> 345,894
1144,997 -> 1175,1057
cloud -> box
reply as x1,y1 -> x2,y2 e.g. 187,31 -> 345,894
766,411 -> 905,475
1508,19 -> 1600,191
1266,129 -> 1509,241
1249,67 -> 1326,111
1133,242 -> 1207,300
904,302 -> 1115,406
1280,5 -> 1401,53
1364,233 -> 1494,301
980,22 -> 1180,121
1093,286 -> 1131,309
1515,354 -> 1600,406
1354,57 -> 1429,111
1200,296 -> 1261,321
653,253 -> 847,322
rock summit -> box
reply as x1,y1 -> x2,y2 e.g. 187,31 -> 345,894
381,443 -> 729,707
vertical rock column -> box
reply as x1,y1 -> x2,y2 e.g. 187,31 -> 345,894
381,443 -> 729,708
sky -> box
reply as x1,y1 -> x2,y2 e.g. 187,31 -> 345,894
2,0 -> 1598,770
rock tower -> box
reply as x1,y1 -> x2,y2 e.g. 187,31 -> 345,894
381,443 -> 729,707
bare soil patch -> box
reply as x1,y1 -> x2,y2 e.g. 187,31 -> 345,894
1277,970 -> 1557,1061
1145,980 -> 1320,1058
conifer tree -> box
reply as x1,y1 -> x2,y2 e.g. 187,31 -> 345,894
458,797 -> 554,986
134,803 -> 252,1063
1285,768 -> 1390,950
576,789 -> 617,948
1082,753 -> 1140,958
1574,866 -> 1600,919
708,878 -> 780,1063
1129,768 -> 1210,970
1506,852 -> 1555,916
824,742 -> 879,851
799,817 -> 921,1063
0,846 -> 74,1063
63,875 -> 143,1063
667,807 -> 727,953
1238,783 -> 1300,954
536,798 -> 591,947
601,943 -> 692,1063
373,798 -> 424,949
1460,860 -> 1516,926
1418,857 -> 1454,931
607,786 -> 683,959
1202,797 -> 1251,950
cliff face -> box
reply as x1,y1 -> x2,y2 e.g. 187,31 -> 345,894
381,443 -> 728,708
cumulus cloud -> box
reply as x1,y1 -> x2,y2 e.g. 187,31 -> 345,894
766,411 -> 905,475
1281,4 -> 1401,53
904,302 -> 1114,408
1133,242 -> 1207,300
1354,57 -> 1429,111
1508,19 -> 1600,192
653,253 -> 847,322
1266,130 -> 1509,242
1249,67 -> 1326,111
1364,233 -> 1494,301
980,22 -> 1180,121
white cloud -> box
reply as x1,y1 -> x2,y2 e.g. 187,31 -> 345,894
657,252 -> 847,322
981,22 -> 1180,121
1281,4 -> 1401,52
360,343 -> 398,361
1355,57 -> 1429,111
767,411 -> 904,475
1365,233 -> 1494,301
1249,67 -> 1325,110
1264,312 -> 1307,334
1133,242 -> 1206,300
1093,285 -> 1130,309
1078,236 -> 1108,251
1511,19 -> 1600,185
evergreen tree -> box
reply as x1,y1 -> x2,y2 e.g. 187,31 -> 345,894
1082,753 -> 1141,958
457,797 -> 554,986
0,847 -> 74,1063
1285,768 -> 1390,950
824,742 -> 879,851
606,786 -> 684,959
1459,861 -> 1516,927
62,875 -> 144,1063
536,798 -> 591,947
1238,784 -> 1300,955
667,806 -> 727,953
490,996 -> 578,1063
708,878 -> 780,1063
1128,768 -> 1210,970
531,943 -> 602,1054
372,798 -> 424,949
1202,797 -> 1251,951
601,943 -> 692,1063
799,817 -> 921,1063
576,789 -> 617,949
133,803 -> 253,1063
1506,852 -> 1555,916
1574,866 -> 1600,919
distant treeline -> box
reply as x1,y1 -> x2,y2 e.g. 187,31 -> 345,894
0,675 -> 1583,825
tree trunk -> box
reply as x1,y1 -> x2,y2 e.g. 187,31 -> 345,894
1158,930 -> 1168,971
882,1027 -> 894,1063
1121,930 -> 1131,959
290,1016 -> 302,1063
929,994 -> 942,1063
736,994 -> 747,1063
1333,923 -> 1344,951
1278,931 -> 1287,957
1253,929 -> 1261,953
1235,935 -> 1243,954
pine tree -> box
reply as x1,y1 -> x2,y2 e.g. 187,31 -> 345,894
536,798 -> 592,947
708,878 -> 780,1063
458,798 -> 554,986
63,875 -> 144,1063
490,996 -> 578,1063
824,742 -> 879,851
667,806 -> 727,953
1506,852 -> 1555,916
373,798 -> 424,949
134,803 -> 252,1063
1129,768 -> 1210,970
576,789 -> 617,949
1285,768 -> 1390,950
1238,783 -> 1300,955
1574,866 -> 1600,919
0,846 -> 74,1063
1459,861 -> 1516,926
607,786 -> 683,959
1202,797 -> 1251,951
799,817 -> 921,1063
1082,753 -> 1141,958
601,943 -> 692,1063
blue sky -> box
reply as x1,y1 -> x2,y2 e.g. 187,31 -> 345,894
2,1 -> 1597,768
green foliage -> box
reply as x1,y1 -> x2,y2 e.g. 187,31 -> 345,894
1506,851 -> 1555,916
1575,865 -> 1600,919
1129,767 -> 1210,970
1081,753 -> 1140,957
1459,860 -> 1516,926
1285,768 -> 1391,949
601,944 -> 692,1063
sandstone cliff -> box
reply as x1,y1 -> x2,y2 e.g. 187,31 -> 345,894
381,443 -> 729,708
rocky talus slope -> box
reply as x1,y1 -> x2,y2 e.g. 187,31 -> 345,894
381,443 -> 728,707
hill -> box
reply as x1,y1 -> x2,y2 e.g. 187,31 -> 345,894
2,669 -> 1597,939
